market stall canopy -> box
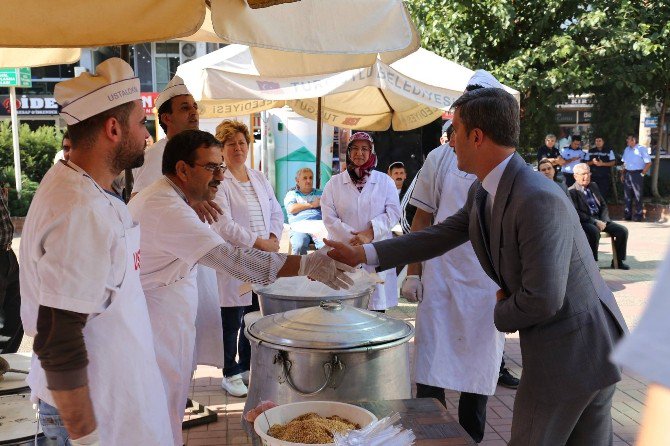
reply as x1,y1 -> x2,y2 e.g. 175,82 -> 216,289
0,48 -> 81,68
2,0 -> 418,75
177,45 -> 520,131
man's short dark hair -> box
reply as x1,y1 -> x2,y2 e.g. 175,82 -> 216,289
571,134 -> 582,142
388,161 -> 405,173
162,129 -> 221,175
157,98 -> 174,133
627,134 -> 637,142
67,101 -> 135,149
594,135 -> 604,140
451,88 -> 519,147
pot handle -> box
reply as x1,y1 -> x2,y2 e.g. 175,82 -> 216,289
275,352 -> 344,396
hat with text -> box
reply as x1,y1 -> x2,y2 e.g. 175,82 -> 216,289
55,58 -> 140,126
466,69 -> 504,91
155,75 -> 192,110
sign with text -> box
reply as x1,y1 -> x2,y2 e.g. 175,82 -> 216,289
0,68 -> 32,88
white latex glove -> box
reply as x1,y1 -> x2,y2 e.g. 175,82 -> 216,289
401,275 -> 423,303
70,429 -> 99,446
299,249 -> 355,290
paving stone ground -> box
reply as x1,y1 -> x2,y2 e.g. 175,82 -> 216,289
11,218 -> 669,445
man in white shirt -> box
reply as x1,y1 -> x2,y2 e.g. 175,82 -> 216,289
129,129 -> 353,444
20,58 -> 174,446
131,75 -> 199,198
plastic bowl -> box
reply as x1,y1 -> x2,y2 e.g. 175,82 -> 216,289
254,400 -> 377,446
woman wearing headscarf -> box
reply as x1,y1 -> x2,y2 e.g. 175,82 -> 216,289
321,132 -> 401,311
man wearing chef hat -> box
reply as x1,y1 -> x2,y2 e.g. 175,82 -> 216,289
20,58 -> 173,445
400,71 -> 512,443
131,74 -> 197,193
128,128 -> 354,445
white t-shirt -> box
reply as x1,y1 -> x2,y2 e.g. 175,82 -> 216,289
132,138 -> 167,195
409,144 -> 476,214
20,161 -> 131,335
128,178 -> 223,291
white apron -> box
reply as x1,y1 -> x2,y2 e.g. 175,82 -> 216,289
194,264 -> 225,368
144,269 -> 199,446
28,207 -> 174,445
414,161 -> 505,395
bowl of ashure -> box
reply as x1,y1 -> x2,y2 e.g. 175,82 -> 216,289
254,401 -> 377,445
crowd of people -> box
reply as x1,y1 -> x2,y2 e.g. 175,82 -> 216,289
1,56 -> 666,446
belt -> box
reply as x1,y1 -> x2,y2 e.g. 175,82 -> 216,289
626,169 -> 642,173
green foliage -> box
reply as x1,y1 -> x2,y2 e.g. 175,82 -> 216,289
405,0 -> 670,162
0,121 -> 62,184
0,167 -> 39,217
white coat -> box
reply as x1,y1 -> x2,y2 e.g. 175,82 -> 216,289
410,145 -> 505,395
129,137 -> 223,370
321,170 -> 400,310
129,178 -> 224,445
211,167 -> 284,307
20,162 -> 173,445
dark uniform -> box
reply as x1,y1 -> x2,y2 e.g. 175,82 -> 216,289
587,147 -> 616,200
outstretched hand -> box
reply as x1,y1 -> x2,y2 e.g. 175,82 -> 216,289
323,239 -> 367,267
192,200 -> 223,224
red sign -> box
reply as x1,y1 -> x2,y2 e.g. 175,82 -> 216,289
141,93 -> 159,115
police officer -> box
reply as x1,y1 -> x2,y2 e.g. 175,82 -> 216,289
622,135 -> 651,221
587,136 -> 616,200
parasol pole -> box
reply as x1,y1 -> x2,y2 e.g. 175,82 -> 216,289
316,97 -> 322,188
8,86 -> 22,197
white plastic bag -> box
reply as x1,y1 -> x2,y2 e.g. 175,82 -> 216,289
334,413 -> 415,446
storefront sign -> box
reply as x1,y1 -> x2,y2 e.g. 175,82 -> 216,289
141,92 -> 159,115
1,92 -> 160,117
1,95 -> 58,116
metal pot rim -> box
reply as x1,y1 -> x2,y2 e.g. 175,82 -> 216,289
245,326 -> 414,353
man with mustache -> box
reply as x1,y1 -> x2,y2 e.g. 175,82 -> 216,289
21,58 -> 173,445
128,129 -> 353,444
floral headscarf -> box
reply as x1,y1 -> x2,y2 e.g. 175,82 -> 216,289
346,132 -> 377,191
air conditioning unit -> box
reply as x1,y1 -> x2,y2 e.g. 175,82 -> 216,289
179,42 -> 206,64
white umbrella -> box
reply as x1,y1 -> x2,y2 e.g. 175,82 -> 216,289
178,45 -> 520,131
2,0 -> 418,75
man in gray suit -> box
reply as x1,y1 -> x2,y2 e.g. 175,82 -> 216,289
326,87 -> 627,445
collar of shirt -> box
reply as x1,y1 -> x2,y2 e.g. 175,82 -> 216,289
163,176 -> 188,204
481,153 -> 514,205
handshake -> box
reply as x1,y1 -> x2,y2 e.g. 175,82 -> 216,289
298,248 -> 355,290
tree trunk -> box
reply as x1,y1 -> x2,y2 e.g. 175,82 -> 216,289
651,84 -> 668,199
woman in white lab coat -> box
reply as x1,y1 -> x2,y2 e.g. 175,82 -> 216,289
321,132 -> 401,311
211,120 -> 284,397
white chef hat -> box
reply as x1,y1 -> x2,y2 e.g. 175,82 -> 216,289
467,69 -> 504,91
55,58 -> 140,126
155,75 -> 192,111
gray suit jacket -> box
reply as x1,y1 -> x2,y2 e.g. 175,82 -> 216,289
374,153 -> 628,401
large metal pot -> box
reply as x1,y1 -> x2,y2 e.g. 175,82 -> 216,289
253,276 -> 373,315
243,301 -> 414,414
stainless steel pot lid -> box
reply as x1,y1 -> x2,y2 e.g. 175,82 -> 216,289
248,301 -> 413,349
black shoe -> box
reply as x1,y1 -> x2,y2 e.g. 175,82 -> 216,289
498,368 -> 519,389
633,218 -> 642,222
612,260 -> 630,270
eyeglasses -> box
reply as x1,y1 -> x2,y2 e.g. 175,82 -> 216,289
190,162 -> 227,174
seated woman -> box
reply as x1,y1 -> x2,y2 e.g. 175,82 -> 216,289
284,167 -> 325,255
538,157 -> 569,194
